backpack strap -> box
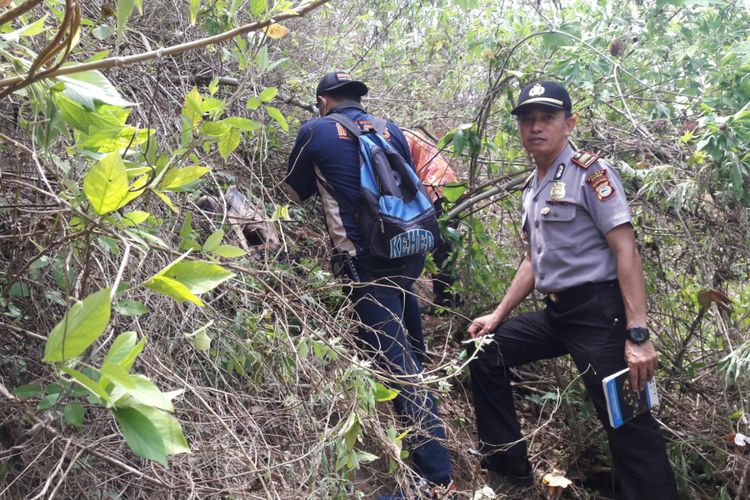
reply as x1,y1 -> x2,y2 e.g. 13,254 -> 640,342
327,113 -> 361,138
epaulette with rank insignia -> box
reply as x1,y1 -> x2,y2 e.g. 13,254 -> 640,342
571,150 -> 601,169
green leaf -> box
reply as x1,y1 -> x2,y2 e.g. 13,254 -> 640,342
373,383 -> 399,402
264,106 -> 288,132
246,97 -> 262,110
152,189 -> 179,213
441,182 -> 466,203
63,402 -> 85,428
189,0 -> 200,24
58,70 -> 135,110
103,331 -> 138,367
12,384 -> 43,398
201,121 -> 228,137
211,245 -> 246,258
116,0 -> 136,31
194,330 -> 212,352
83,154 -> 129,215
44,288 -> 111,363
160,261 -> 235,294
101,362 -> 136,389
92,25 -> 114,40
145,276 -> 204,306
250,0 -> 268,16
111,374 -> 179,411
159,166 -> 210,192
203,229 -> 224,252
114,299 -> 150,316
120,337 -> 146,372
218,127 -> 242,158
221,117 -> 262,132
136,406 -> 190,455
61,366 -> 111,404
182,87 -> 203,127
113,407 -> 167,466
259,87 -> 278,102
120,210 -> 151,226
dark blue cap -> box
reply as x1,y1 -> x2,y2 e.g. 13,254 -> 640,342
316,71 -> 369,97
511,81 -> 572,115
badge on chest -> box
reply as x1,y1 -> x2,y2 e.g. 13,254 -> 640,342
549,181 -> 566,200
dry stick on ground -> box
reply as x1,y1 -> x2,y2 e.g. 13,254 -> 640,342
0,0 -> 332,93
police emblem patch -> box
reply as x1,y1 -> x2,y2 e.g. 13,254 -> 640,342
529,83 -> 545,97
549,181 -> 566,200
586,168 -> 615,201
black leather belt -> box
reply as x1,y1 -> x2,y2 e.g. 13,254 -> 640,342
546,280 -> 619,304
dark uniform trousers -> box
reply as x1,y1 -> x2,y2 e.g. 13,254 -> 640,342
470,282 -> 679,499
346,254 -> 452,485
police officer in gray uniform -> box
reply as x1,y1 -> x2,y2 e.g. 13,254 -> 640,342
468,81 -> 679,499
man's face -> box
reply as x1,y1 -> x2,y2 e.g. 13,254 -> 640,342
517,107 -> 576,159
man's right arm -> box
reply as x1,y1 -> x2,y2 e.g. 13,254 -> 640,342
468,251 -> 535,338
284,121 -> 318,203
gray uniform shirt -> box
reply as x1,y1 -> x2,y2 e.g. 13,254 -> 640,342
521,144 -> 631,293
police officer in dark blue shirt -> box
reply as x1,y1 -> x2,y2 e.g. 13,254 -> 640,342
467,81 -> 678,499
285,72 -> 453,496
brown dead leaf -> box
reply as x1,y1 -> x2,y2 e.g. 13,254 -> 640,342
542,471 -> 572,499
0,0 -> 12,8
266,23 -> 290,39
697,288 -> 733,313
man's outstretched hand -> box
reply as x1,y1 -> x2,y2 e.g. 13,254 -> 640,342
625,339 -> 658,391
468,313 -> 502,338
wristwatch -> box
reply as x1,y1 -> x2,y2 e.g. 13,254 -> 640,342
626,327 -> 650,344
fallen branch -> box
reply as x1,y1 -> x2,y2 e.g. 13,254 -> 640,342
0,0 -> 331,91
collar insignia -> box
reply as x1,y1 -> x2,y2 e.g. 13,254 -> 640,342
553,163 -> 565,180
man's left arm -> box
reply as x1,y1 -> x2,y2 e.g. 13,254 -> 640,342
584,162 -> 658,391
605,225 -> 659,391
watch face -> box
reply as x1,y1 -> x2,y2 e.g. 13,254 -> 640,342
628,327 -> 649,343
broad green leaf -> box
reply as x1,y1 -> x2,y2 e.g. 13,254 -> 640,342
160,261 -> 235,294
58,70 -> 135,110
101,362 -> 136,389
246,97 -> 262,110
103,331 -> 138,367
79,126 -> 152,153
373,383 -> 399,402
137,406 -> 190,455
201,121 -> 228,137
1,15 -> 48,41
221,117 -> 262,132
145,276 -> 204,306
63,402 -> 85,427
189,0 -> 200,24
211,245 -> 246,258
264,106 -> 288,132
61,366 -> 111,404
250,0 -> 268,16
120,210 -> 151,227
259,87 -> 278,102
92,25 -> 114,40
441,182 -> 466,203
12,384 -> 43,398
120,337 -> 146,372
83,154 -> 129,215
111,374 -> 180,412
203,229 -> 224,252
44,288 -> 111,363
159,166 -> 210,192
113,407 -> 167,466
114,299 -> 150,316
116,0 -> 136,31
182,87 -> 203,127
218,127 -> 242,158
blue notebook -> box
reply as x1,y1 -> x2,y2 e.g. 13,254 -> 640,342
602,368 -> 659,429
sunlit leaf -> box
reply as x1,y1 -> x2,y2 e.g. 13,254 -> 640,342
265,23 -> 290,39
145,276 -> 204,306
113,407 -> 167,465
83,153 -> 129,215
44,288 -> 111,363
159,166 -> 210,191
265,106 -> 288,132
